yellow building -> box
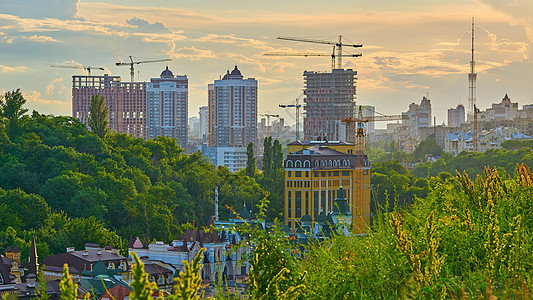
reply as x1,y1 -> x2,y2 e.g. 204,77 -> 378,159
284,141 -> 371,232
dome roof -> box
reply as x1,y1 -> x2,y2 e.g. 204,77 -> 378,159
230,65 -> 241,76
160,66 -> 174,78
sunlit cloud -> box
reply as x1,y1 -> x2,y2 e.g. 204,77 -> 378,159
0,65 -> 26,73
23,35 -> 59,42
46,77 -> 65,95
168,46 -> 218,60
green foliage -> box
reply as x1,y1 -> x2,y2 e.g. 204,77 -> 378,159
129,252 -> 157,300
36,266 -> 50,300
88,94 -> 110,139
246,142 -> 255,178
170,248 -> 208,300
0,89 -> 28,141
59,264 -> 79,300
262,136 -> 272,175
412,135 -> 443,162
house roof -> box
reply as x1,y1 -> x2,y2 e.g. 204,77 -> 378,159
98,285 -> 132,300
80,275 -> 129,298
0,257 -> 12,285
143,263 -> 172,277
43,250 -> 126,272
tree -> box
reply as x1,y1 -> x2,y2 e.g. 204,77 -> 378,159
88,94 -> 110,139
272,139 -> 283,171
413,135 -> 443,162
246,142 -> 256,177
0,89 -> 28,141
262,137 -> 272,175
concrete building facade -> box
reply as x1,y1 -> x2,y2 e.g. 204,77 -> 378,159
72,75 -> 146,138
402,96 -> 432,137
448,104 -> 465,128
208,66 -> 257,148
303,69 -> 357,141
146,67 -> 188,146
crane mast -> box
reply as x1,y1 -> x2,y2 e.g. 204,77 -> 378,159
277,35 -> 362,69
115,56 -> 171,82
260,113 -> 280,137
279,93 -> 303,141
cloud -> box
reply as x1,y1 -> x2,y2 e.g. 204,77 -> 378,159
0,0 -> 79,20
126,17 -> 169,33
168,46 -> 218,60
46,78 -> 65,95
479,0 -> 533,41
0,65 -> 26,73
23,35 -> 59,43
194,34 -> 273,50
23,90 -> 65,105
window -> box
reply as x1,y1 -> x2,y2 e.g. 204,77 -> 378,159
288,171 -> 292,177
342,170 -> 349,176
295,171 -> 302,177
314,171 -> 319,177
321,171 -> 326,177
288,192 -> 292,217
158,276 -> 164,285
321,191 -> 326,213
314,191 -> 319,216
295,191 -> 302,218
305,171 -> 309,177
305,192 -> 309,215
333,171 -> 339,176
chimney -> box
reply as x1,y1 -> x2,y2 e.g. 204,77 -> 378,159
26,274 -> 37,287
97,248 -> 102,255
82,250 -> 88,256
66,247 -> 75,252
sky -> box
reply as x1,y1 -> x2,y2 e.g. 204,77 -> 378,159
1,0 -> 532,127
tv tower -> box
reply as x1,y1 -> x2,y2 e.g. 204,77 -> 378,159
468,17 -> 477,121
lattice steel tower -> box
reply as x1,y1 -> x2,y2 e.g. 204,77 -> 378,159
468,17 -> 477,121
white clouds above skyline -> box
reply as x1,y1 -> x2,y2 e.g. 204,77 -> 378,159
0,0 -> 532,127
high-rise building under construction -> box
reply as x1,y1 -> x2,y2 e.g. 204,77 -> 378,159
303,69 -> 357,141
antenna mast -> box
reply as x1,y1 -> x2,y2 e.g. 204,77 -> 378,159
468,17 -> 477,122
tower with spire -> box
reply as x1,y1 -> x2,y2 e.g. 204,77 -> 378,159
468,17 -> 477,122
27,236 -> 39,275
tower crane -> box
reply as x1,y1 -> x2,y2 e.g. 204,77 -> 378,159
115,56 -> 171,82
276,35 -> 362,69
50,64 -> 105,75
260,113 -> 279,137
264,47 -> 362,71
342,106 -> 408,153
279,93 -> 303,141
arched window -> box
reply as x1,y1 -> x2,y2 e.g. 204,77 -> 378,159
304,160 -> 311,168
108,262 -> 115,269
315,160 -> 319,168
336,160 -> 341,166
322,160 -> 326,167
328,160 -> 332,167
287,160 -> 293,168
158,276 -> 164,285
295,160 -> 302,168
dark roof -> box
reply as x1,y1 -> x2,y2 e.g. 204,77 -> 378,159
143,263 -> 172,276
0,258 -> 12,285
43,265 -> 80,274
183,229 -> 221,244
288,140 -> 354,146
230,65 -> 241,76
81,260 -> 121,276
314,211 -> 327,223
300,214 -> 312,222
331,187 -> 351,216
84,243 -> 100,248
5,246 -> 20,252
43,250 -> 126,272
160,66 -> 174,78
1,256 -> 13,266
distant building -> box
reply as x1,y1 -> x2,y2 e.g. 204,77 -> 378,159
402,96 -> 432,137
448,104 -> 465,127
283,141 -> 371,232
482,94 -> 518,121
199,106 -> 209,141
203,147 -> 247,173
146,67 -> 188,147
207,66 -> 257,148
303,69 -> 357,141
72,75 -> 146,138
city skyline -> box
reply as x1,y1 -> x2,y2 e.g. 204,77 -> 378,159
1,0 -> 532,128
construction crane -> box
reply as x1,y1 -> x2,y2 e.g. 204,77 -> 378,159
50,64 -> 105,75
264,47 -> 362,71
277,35 -> 362,69
279,93 -> 303,141
342,106 -> 408,153
260,113 -> 279,137
473,104 -> 478,152
115,56 -> 171,82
